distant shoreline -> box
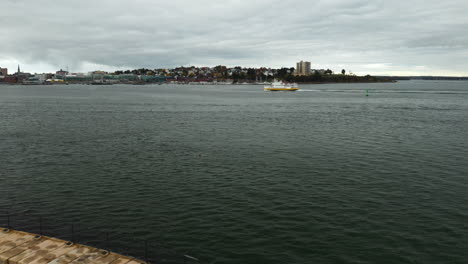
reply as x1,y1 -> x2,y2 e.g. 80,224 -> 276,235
5,78 -> 468,86
0,81 -> 397,86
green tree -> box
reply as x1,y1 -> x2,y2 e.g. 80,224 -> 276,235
246,68 -> 256,80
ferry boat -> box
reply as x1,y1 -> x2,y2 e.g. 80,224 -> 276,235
264,80 -> 299,91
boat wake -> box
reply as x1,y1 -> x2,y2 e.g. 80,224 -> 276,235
297,89 -> 468,94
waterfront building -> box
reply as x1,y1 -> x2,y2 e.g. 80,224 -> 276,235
35,74 -> 51,83
295,61 -> 311,76
140,75 -> 166,83
13,65 -> 31,82
23,76 -> 42,84
0,67 -> 7,76
92,70 -> 107,75
3,76 -> 18,83
56,69 -> 69,76
21,73 -> 50,84
66,75 -> 91,82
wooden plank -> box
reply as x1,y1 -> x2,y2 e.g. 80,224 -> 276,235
47,246 -> 94,264
125,260 -> 145,264
26,242 -> 77,264
91,253 -> 120,264
108,257 -> 131,264
0,231 -> 35,254
0,231 -> 27,244
0,231 -> 9,240
67,248 -> 103,264
0,239 -> 43,264
0,230 -> 144,264
9,238 -> 66,264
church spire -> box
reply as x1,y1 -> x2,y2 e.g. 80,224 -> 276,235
17,64 -> 20,73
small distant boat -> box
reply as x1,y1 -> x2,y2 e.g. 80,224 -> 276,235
264,80 -> 299,91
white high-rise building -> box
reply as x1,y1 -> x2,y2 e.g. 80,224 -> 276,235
295,61 -> 311,76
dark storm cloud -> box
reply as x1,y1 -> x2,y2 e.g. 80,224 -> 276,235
1,0 -> 467,75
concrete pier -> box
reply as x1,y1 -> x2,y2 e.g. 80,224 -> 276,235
0,228 -> 144,264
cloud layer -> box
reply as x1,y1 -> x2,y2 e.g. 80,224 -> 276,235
1,0 -> 467,75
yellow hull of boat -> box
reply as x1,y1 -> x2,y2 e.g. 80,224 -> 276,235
264,88 -> 299,91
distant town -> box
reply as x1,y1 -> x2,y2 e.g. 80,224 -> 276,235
2,61 -> 463,85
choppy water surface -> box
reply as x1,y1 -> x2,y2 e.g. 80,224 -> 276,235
1,80 -> 467,264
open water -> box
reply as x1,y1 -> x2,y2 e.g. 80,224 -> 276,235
0,81 -> 467,264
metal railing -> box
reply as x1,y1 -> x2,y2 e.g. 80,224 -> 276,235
0,211 -> 199,264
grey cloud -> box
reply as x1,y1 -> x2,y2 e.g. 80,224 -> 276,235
0,0 -> 467,75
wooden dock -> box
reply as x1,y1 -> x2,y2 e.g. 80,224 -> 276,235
0,228 -> 145,264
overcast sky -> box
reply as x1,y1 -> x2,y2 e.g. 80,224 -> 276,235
1,0 -> 467,76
